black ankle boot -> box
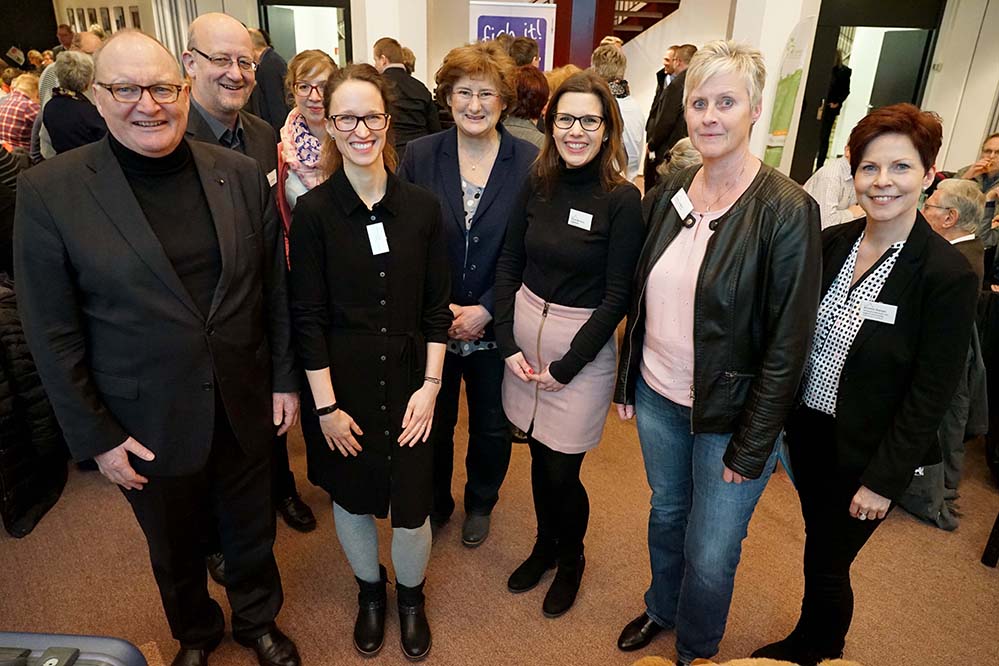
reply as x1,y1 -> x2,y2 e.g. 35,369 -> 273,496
354,565 -> 387,657
507,539 -> 557,593
396,579 -> 431,661
542,552 -> 585,618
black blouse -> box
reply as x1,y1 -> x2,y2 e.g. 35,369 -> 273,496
494,158 -> 644,383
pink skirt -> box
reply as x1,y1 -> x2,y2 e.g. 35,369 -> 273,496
502,285 -> 617,454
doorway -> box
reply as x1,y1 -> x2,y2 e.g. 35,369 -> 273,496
259,0 -> 352,68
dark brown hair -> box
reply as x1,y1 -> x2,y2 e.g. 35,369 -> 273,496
319,64 -> 398,178
510,65 -> 548,120
509,37 -> 539,66
847,103 -> 942,175
534,70 -> 628,196
435,41 -> 517,119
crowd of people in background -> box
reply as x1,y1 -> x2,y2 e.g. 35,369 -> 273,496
2,13 -> 998,666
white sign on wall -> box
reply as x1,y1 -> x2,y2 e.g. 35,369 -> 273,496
469,1 -> 557,70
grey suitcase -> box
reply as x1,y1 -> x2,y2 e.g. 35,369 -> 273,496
0,632 -> 146,666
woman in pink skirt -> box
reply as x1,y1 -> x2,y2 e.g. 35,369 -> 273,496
493,70 -> 644,618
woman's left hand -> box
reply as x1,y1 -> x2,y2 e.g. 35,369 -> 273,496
398,382 -> 440,447
531,365 -> 566,392
849,485 -> 890,521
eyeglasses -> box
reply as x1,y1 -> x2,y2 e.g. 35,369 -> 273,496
326,113 -> 390,132
96,82 -> 185,104
450,88 -> 499,103
293,81 -> 327,97
190,47 -> 257,72
553,113 -> 605,131
922,203 -> 954,213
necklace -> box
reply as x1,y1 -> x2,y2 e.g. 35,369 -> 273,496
460,136 -> 499,172
701,158 -> 748,212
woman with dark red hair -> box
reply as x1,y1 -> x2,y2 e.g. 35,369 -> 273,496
753,103 -> 979,665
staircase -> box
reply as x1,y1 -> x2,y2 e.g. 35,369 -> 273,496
612,1 -> 682,44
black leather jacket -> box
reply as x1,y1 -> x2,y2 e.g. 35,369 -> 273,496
615,163 -> 822,479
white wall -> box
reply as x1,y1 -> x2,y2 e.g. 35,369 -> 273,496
52,0 -> 156,36
350,0 -> 430,84
195,0 -> 259,28
922,0 -> 999,171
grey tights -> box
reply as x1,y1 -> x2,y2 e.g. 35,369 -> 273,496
332,501 -> 431,587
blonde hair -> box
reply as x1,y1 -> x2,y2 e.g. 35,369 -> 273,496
684,40 -> 766,109
11,73 -> 39,101
590,44 -> 626,82
657,137 -> 703,178
544,64 -> 581,100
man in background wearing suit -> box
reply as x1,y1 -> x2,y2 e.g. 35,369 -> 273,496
373,36 -> 441,157
644,43 -> 696,190
923,178 -> 988,286
248,28 -> 290,136
183,13 -> 316,540
15,30 -> 301,666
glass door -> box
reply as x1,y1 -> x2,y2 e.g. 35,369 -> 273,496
259,0 -> 351,68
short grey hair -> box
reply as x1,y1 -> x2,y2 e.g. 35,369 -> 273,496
658,137 -> 702,178
54,50 -> 95,93
937,179 -> 986,234
684,39 -> 766,109
590,44 -> 626,81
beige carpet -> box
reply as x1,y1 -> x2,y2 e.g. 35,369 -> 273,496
2,406 -> 998,666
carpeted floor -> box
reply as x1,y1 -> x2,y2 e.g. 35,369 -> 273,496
2,405 -> 998,666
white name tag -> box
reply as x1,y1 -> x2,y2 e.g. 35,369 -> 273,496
366,222 -> 389,255
671,188 -> 694,219
266,169 -> 278,187
860,301 -> 897,325
567,208 -> 593,231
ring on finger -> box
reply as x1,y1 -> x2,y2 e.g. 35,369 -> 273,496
858,512 -> 867,520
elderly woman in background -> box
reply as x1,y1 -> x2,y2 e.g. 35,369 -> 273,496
753,104 -> 978,665
276,49 -> 338,233
25,50 -> 43,72
43,51 -> 106,154
505,65 -> 548,149
398,42 -> 538,547
0,74 -> 39,150
590,44 -> 645,182
613,41 -> 821,665
656,137 -> 701,180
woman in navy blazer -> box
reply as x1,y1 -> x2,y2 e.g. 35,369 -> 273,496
397,41 -> 538,546
753,104 -> 979,665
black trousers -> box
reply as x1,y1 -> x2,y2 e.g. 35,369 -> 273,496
816,106 -> 840,169
430,349 -> 512,517
124,402 -> 283,649
786,406 -> 888,658
528,436 -> 588,563
271,432 -> 297,500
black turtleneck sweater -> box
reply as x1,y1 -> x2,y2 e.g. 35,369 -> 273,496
110,135 -> 220,317
494,157 -> 644,383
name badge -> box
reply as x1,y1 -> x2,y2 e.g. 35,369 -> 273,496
860,301 -> 897,325
567,208 -> 593,231
671,188 -> 694,219
266,169 -> 278,187
366,222 -> 389,255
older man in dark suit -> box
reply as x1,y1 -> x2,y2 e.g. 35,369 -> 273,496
15,30 -> 300,666
183,13 -> 316,537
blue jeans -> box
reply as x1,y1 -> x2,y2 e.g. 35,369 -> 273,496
635,375 -> 777,663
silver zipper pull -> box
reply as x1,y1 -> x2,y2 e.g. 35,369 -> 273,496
689,385 -> 695,400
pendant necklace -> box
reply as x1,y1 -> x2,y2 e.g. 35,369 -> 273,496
702,158 -> 748,212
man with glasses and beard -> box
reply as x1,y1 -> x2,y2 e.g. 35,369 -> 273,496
14,30 -> 301,666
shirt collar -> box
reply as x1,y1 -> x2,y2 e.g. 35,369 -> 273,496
836,156 -> 852,182
329,167 -> 402,217
950,233 -> 977,245
191,97 -> 244,147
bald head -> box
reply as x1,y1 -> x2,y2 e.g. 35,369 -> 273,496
187,13 -> 253,52
94,30 -> 181,82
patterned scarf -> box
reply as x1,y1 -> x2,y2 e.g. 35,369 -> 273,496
608,79 -> 630,99
280,108 -> 324,190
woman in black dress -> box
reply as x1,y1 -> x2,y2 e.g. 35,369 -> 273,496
288,64 -> 451,662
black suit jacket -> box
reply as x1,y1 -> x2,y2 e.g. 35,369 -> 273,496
820,215 -> 978,499
648,69 -> 687,158
248,47 -> 291,135
14,137 -> 296,476
186,105 -> 278,180
381,66 -> 442,154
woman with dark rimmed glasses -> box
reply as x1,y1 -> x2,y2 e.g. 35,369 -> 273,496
288,64 -> 450,661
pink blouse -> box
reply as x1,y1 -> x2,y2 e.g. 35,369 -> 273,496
640,206 -> 731,406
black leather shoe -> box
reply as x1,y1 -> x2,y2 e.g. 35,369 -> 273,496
507,542 -> 556,593
276,494 -> 317,532
171,648 -> 209,666
235,628 -> 301,666
461,513 -> 490,548
542,554 -> 585,618
205,552 -> 225,586
617,612 -> 666,651
354,566 -> 387,657
397,580 -> 432,661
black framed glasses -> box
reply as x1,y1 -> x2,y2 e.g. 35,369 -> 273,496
293,81 -> 327,97
326,113 -> 390,132
96,82 -> 185,104
552,113 -> 605,131
191,47 -> 257,72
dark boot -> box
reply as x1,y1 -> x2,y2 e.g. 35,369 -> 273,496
507,538 -> 557,593
396,580 -> 431,661
542,552 -> 585,618
354,565 -> 387,657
